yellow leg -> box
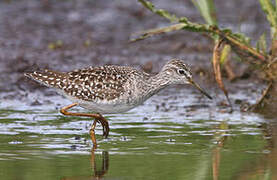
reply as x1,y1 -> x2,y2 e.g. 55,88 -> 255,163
60,103 -> 110,146
89,120 -> 97,146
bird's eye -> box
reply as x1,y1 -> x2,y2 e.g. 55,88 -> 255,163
178,69 -> 185,75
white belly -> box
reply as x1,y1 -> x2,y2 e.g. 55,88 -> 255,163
63,93 -> 143,114
80,101 -> 138,114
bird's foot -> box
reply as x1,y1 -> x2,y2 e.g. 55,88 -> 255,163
97,117 -> 110,138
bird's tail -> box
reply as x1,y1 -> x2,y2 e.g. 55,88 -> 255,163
25,69 -> 67,88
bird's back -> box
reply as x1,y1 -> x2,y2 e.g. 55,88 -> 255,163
25,65 -> 149,113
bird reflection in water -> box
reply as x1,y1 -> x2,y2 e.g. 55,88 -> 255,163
61,149 -> 109,180
212,122 -> 229,180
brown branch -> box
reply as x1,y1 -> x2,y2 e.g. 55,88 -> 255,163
212,39 -> 233,111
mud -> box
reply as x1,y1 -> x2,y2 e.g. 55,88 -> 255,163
0,0 -> 269,109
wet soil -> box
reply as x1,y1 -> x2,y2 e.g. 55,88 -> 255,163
0,0 -> 268,99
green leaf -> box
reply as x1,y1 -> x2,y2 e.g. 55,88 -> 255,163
220,45 -> 231,64
259,0 -> 277,39
256,33 -> 267,55
191,0 -> 218,26
191,0 -> 218,40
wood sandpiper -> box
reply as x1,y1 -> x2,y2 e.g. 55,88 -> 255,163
25,59 -> 212,146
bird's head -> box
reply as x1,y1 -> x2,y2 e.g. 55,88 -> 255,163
161,59 -> 212,99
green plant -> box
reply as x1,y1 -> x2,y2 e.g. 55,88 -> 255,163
132,0 -> 277,114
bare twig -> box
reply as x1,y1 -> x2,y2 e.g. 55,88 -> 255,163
253,82 -> 273,110
130,23 -> 185,42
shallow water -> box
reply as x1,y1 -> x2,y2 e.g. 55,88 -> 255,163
1,87 -> 276,180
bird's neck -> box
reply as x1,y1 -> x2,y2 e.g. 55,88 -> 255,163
144,71 -> 171,97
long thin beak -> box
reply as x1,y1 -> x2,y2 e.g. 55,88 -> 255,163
189,79 -> 212,99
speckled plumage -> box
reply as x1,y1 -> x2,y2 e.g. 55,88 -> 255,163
25,59 -> 209,114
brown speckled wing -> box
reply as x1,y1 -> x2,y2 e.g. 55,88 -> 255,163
25,65 -> 137,102
64,65 -> 132,101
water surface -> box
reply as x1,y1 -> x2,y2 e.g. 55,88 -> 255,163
0,88 -> 275,180
0,0 -> 275,179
